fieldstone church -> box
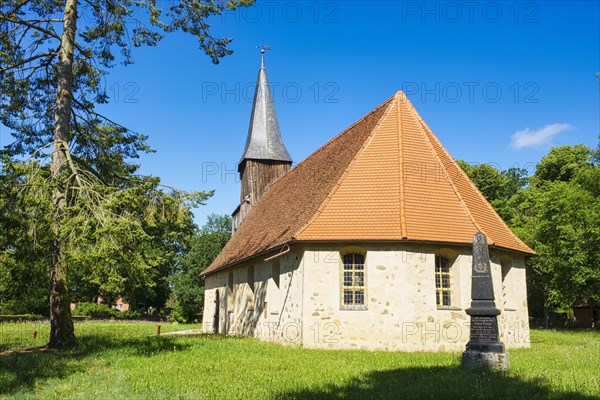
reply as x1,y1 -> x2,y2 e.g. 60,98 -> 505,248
201,53 -> 533,352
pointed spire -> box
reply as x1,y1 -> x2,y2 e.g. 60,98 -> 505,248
240,48 -> 292,164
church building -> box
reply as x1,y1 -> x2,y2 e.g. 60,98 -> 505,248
201,53 -> 533,352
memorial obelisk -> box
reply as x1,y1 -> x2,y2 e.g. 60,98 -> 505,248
462,231 -> 510,370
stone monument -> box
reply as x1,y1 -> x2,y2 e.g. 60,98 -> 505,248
462,231 -> 510,370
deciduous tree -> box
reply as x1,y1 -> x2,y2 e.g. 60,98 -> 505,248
170,214 -> 231,322
0,0 -> 253,347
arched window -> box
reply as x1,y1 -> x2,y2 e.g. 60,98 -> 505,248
435,255 -> 452,307
341,252 -> 366,308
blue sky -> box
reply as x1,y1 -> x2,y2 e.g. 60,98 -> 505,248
2,1 -> 599,227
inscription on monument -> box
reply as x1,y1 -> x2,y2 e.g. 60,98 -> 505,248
470,316 -> 499,343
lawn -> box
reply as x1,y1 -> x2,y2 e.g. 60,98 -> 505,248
0,322 -> 598,399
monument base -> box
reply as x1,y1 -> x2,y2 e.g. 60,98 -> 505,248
461,350 -> 510,370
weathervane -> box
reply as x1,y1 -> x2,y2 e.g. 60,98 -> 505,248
257,43 -> 272,54
257,44 -> 271,68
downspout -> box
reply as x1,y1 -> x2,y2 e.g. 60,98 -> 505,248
263,243 -> 291,262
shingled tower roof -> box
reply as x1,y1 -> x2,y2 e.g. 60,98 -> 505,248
239,51 -> 292,165
204,92 -> 534,276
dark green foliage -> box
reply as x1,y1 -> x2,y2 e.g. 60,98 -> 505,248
0,159 -> 207,315
0,0 -> 254,345
71,302 -> 117,319
63,175 -> 207,310
456,160 -> 528,222
70,302 -> 142,320
458,146 -> 600,318
532,144 -> 594,183
511,145 -> 600,316
0,160 -> 52,316
0,0 -> 256,161
170,214 -> 231,322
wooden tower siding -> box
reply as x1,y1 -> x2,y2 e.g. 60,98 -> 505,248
231,50 -> 292,233
240,160 -> 291,204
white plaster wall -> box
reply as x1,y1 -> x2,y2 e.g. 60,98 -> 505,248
203,242 -> 530,352
202,247 -> 305,346
300,243 -> 530,352
491,251 -> 531,349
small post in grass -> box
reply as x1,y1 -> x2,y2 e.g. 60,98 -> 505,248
462,231 -> 510,370
32,330 -> 37,339
156,324 -> 161,336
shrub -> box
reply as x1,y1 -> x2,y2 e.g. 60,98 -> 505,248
72,302 -> 119,319
115,310 -> 143,320
71,302 -> 144,320
165,295 -> 187,323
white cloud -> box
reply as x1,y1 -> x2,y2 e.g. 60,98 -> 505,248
510,123 -> 573,149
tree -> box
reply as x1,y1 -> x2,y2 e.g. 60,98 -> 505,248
0,159 -> 204,316
456,160 -> 528,222
0,0 -> 253,348
459,148 -> 599,324
0,160 -> 52,315
509,144 -> 600,324
170,214 -> 231,322
65,175 -> 202,310
532,144 -> 594,183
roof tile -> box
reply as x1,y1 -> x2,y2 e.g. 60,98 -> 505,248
204,92 -> 534,275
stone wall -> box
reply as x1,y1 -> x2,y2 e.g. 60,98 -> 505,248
202,247 -> 305,346
203,242 -> 530,352
300,243 -> 529,351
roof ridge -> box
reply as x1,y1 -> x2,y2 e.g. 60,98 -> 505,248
414,112 -> 531,251
403,97 -> 482,233
295,96 -> 397,239
396,92 -> 408,239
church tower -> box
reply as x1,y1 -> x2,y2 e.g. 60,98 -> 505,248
232,49 -> 292,232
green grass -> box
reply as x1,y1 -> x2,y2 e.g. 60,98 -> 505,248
0,322 -> 598,399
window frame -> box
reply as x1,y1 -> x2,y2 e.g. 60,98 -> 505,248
435,255 -> 453,308
339,248 -> 368,311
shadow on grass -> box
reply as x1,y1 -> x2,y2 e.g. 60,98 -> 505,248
278,366 -> 596,400
0,334 -> 193,396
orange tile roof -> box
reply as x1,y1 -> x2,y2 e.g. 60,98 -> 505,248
203,92 -> 534,276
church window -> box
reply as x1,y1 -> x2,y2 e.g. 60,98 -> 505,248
342,253 -> 366,307
435,256 -> 452,307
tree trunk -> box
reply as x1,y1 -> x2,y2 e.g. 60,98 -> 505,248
48,0 -> 78,349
